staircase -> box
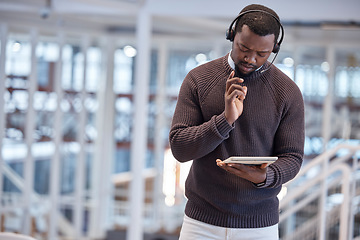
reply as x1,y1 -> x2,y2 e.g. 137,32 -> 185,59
1,161 -> 76,239
2,143 -> 360,240
279,144 -> 360,240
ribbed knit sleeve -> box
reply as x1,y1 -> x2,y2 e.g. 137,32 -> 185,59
169,61 -> 234,162
257,68 -> 305,189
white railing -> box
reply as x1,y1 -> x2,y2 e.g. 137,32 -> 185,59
279,144 -> 360,240
4,143 -> 359,239
1,162 -> 76,238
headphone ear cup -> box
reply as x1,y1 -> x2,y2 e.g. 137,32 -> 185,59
272,43 -> 280,53
226,29 -> 235,42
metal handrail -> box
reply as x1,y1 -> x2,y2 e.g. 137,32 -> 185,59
279,144 -> 360,240
1,162 -> 75,236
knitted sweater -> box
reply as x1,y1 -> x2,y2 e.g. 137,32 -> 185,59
169,54 -> 305,228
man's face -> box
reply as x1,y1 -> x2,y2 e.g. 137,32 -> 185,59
231,25 -> 275,76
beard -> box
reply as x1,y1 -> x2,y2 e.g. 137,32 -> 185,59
234,62 -> 258,78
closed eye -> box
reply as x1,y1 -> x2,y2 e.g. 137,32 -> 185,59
239,44 -> 250,52
239,44 -> 269,58
257,52 -> 267,57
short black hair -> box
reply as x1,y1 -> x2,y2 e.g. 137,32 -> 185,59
235,4 -> 280,44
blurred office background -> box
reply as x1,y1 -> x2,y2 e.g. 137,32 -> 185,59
0,0 -> 360,239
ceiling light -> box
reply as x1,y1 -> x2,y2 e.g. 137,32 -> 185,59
123,45 -> 137,58
321,62 -> 330,72
12,41 -> 21,52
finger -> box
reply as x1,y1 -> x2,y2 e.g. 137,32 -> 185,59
228,88 -> 247,101
226,81 -> 247,93
226,72 -> 243,91
260,163 -> 269,169
228,70 -> 235,80
227,82 -> 247,94
226,77 -> 244,86
242,86 -> 247,96
221,165 -> 233,173
226,71 -> 235,91
216,159 -> 225,167
227,163 -> 245,170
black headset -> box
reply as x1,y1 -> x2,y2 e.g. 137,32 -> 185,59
226,9 -> 284,54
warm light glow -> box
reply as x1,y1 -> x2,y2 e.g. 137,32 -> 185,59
165,195 -> 175,206
163,149 -> 192,206
163,149 -> 177,206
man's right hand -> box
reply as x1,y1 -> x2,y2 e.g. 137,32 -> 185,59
224,71 -> 248,125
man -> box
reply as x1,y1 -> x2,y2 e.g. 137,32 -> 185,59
169,4 -> 304,240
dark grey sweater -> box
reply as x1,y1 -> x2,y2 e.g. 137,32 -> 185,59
169,54 -> 305,228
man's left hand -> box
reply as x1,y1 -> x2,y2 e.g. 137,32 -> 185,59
216,159 -> 268,184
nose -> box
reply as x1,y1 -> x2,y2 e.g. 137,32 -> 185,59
244,52 -> 256,64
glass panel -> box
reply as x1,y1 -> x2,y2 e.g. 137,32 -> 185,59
62,44 -> 84,91
5,38 -> 31,143
167,50 -> 212,94
62,92 -> 81,141
114,97 -> 133,142
114,148 -> 130,173
4,37 -> 31,193
36,42 -> 59,91
84,93 -> 98,142
161,49 -> 213,209
291,47 -> 327,156
114,96 -> 133,173
34,42 -> 59,143
60,142 -> 79,194
86,46 -> 102,92
113,45 -> 139,173
149,50 -> 158,92
113,47 -> 134,94
333,48 -> 360,141
5,39 -> 31,83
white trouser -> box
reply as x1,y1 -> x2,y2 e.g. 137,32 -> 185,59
179,215 -> 279,240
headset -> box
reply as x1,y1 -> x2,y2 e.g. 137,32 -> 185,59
226,9 -> 284,54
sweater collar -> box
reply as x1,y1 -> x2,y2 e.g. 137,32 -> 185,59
226,52 -> 269,80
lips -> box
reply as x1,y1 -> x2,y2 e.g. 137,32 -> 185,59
239,62 -> 256,73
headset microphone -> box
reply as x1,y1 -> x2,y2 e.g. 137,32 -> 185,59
260,51 -> 279,73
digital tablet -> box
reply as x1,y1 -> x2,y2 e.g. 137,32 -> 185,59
223,156 -> 278,165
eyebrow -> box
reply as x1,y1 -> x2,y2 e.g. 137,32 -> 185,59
240,43 -> 271,53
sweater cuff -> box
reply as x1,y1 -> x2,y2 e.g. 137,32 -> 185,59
255,167 -> 275,188
215,112 -> 234,138
253,179 -> 266,187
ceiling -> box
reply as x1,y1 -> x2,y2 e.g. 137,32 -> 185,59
3,0 -> 358,21
1,0 -> 359,33
0,0 -> 360,62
